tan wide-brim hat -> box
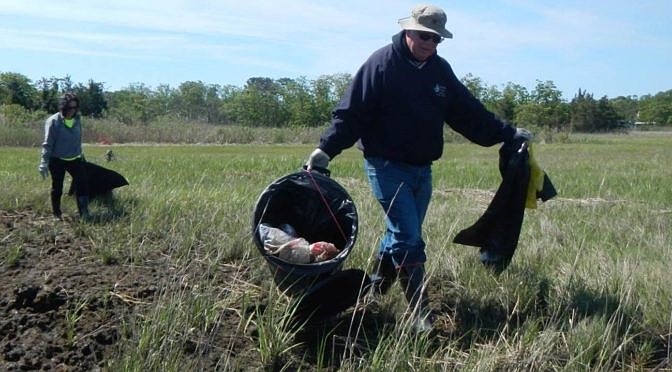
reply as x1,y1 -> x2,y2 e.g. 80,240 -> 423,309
398,4 -> 453,39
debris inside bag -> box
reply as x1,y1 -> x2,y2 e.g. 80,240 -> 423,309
258,223 -> 340,264
274,237 -> 312,264
309,241 -> 340,262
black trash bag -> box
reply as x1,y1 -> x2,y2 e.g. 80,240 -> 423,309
252,170 -> 358,296
292,269 -> 371,325
68,161 -> 129,198
453,139 -> 556,273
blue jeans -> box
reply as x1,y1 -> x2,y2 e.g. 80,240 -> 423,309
364,157 -> 432,268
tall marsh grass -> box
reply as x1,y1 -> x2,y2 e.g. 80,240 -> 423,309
0,117 -> 327,146
1,131 -> 670,370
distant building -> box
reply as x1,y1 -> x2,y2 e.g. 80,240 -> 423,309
634,111 -> 656,126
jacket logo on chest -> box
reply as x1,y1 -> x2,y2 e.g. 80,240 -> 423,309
433,83 -> 447,98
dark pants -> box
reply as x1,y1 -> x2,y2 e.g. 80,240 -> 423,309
49,157 -> 89,216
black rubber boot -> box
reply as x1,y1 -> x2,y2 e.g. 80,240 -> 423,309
399,265 -> 433,333
50,191 -> 62,220
77,196 -> 91,220
369,253 -> 398,295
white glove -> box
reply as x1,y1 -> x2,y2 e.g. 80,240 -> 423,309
39,164 -> 49,179
514,128 -> 533,141
306,148 -> 330,170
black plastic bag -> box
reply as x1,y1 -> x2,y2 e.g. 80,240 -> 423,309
453,139 -> 557,272
68,161 -> 128,198
252,170 -> 358,296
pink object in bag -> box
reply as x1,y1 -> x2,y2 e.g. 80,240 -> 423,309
310,242 -> 340,262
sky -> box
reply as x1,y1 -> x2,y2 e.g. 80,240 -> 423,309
1,0 -> 670,99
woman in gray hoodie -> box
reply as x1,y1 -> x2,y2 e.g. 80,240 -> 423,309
39,93 -> 90,220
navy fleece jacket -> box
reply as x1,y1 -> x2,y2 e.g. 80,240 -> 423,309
319,31 -> 515,165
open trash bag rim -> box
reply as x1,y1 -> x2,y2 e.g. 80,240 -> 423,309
251,170 -> 358,268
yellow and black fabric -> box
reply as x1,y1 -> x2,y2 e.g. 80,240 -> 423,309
453,139 -> 556,272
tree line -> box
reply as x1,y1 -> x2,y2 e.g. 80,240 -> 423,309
1,71 -> 671,132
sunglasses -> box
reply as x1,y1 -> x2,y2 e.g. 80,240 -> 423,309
414,30 -> 443,44
66,105 -> 78,111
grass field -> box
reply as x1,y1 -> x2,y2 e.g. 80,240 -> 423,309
1,132 -> 671,370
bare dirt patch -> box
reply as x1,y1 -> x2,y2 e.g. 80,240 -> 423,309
0,209 -> 253,371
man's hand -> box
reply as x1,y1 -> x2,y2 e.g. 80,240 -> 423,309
306,148 -> 330,170
513,128 -> 533,141
39,164 -> 49,179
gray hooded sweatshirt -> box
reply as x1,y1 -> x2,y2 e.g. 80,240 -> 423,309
40,112 -> 82,166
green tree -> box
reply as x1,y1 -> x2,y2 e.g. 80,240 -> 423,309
35,77 -> 61,113
60,75 -> 74,93
154,84 -> 176,118
0,72 -> 38,109
311,76 -> 334,126
219,84 -> 242,125
277,77 -> 317,127
73,79 -> 108,118
106,84 -> 156,125
173,80 -> 223,123
492,82 -> 530,122
232,77 -> 284,127
460,74 -> 521,118
570,90 -> 623,132
515,80 -> 569,130
330,73 -> 352,102
482,85 -> 503,113
460,73 -> 487,101
570,89 -> 597,132
311,73 -> 352,127
596,96 -> 621,131
610,95 -> 638,124
638,90 -> 672,126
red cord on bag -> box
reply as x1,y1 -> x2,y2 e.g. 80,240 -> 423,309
304,170 -> 349,245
